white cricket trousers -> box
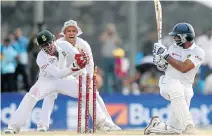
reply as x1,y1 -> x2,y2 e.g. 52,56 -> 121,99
7,76 -> 106,132
38,91 -> 113,129
159,75 -> 194,130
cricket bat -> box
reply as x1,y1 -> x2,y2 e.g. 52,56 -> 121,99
154,0 -> 162,44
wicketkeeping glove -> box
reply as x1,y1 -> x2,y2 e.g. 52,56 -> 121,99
80,49 -> 90,65
74,53 -> 88,69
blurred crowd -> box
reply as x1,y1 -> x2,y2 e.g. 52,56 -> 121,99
1,25 -> 212,95
1,28 -> 30,92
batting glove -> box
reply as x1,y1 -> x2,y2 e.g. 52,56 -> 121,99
156,63 -> 168,71
153,54 -> 168,71
152,43 -> 164,55
153,43 -> 169,60
153,54 -> 161,65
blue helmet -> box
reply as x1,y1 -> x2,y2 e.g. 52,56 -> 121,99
169,23 -> 195,45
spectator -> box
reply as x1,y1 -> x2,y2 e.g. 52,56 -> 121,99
27,33 -> 40,85
13,28 -> 30,91
1,38 -> 18,92
140,68 -> 160,93
196,28 -> 212,80
113,47 -> 129,92
99,23 -> 122,93
8,33 -> 17,46
122,55 -> 161,95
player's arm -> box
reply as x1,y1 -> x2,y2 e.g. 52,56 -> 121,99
153,43 -> 205,73
60,41 -> 80,58
63,41 -> 91,72
166,57 -> 194,73
81,40 -> 94,77
37,53 -> 87,79
38,62 -> 78,78
166,48 -> 205,73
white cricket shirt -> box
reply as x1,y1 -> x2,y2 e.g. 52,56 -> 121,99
165,43 -> 205,85
57,37 -> 94,78
36,41 -> 80,79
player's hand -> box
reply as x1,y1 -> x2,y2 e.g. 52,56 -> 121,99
80,49 -> 90,65
157,62 -> 168,71
153,43 -> 169,60
153,54 -> 161,65
71,62 -> 81,71
74,53 -> 87,69
153,43 -> 167,55
153,54 -> 168,64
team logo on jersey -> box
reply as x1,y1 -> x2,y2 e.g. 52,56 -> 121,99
49,58 -> 56,64
62,51 -> 67,57
42,35 -> 47,41
172,53 -> 181,57
195,55 -> 202,61
187,54 -> 191,58
41,63 -> 49,69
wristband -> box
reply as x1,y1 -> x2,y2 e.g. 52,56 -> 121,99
164,54 -> 170,60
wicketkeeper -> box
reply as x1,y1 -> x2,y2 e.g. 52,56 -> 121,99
4,30 -> 114,134
37,20 -> 121,132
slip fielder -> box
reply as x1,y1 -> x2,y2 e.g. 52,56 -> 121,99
37,20 -> 121,132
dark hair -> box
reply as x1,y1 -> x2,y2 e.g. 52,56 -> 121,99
4,38 -> 10,43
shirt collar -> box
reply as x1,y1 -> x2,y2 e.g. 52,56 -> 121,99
184,42 -> 196,50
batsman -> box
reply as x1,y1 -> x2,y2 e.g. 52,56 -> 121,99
144,23 -> 205,135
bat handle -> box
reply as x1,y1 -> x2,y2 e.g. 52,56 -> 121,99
158,39 -> 162,44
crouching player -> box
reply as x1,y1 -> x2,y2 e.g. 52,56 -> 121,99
144,23 -> 205,135
4,30 -> 112,134
37,20 -> 121,132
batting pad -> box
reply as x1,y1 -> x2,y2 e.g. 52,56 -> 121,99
171,97 -> 194,129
